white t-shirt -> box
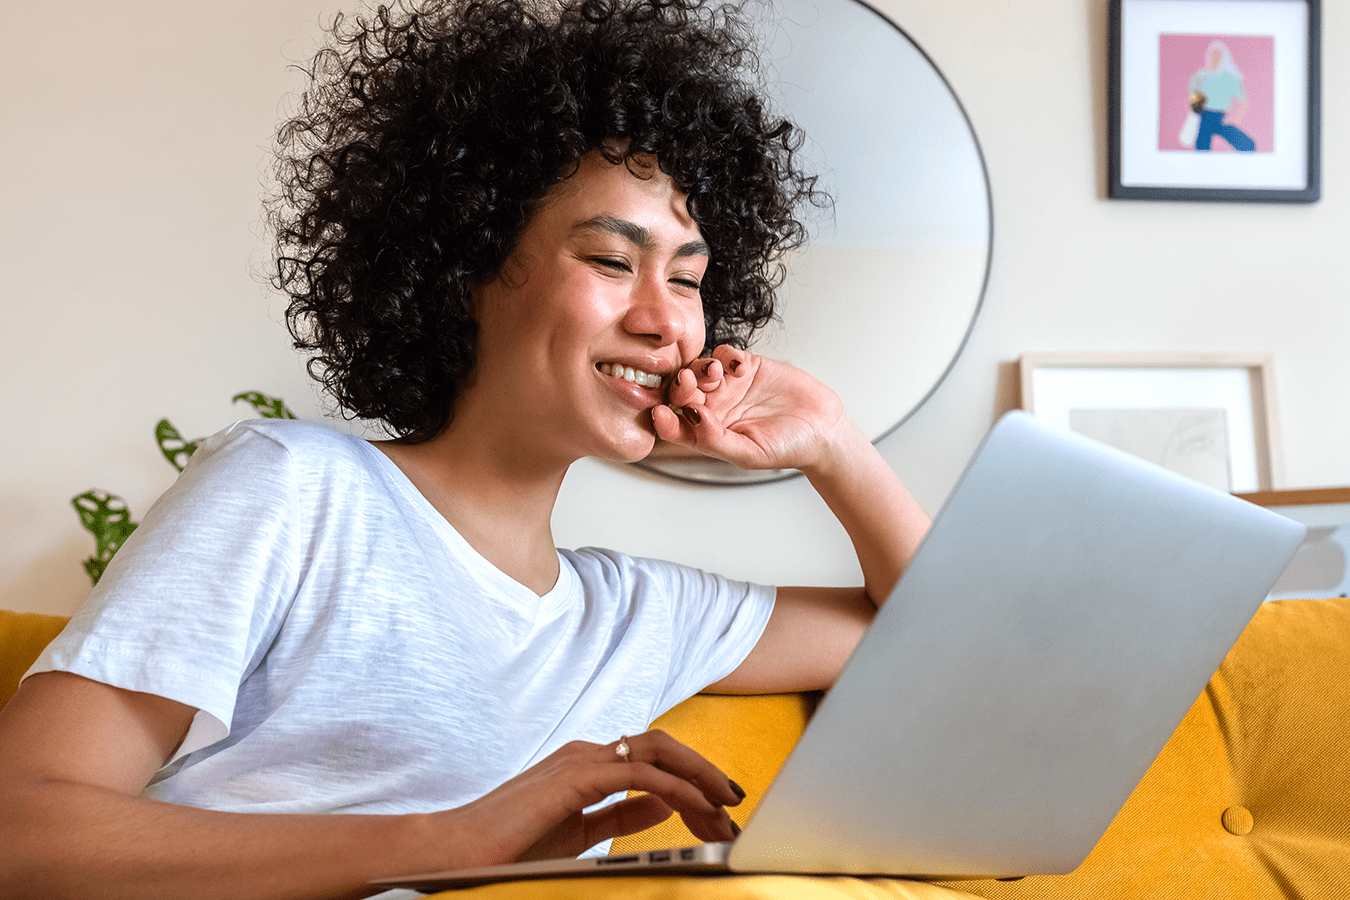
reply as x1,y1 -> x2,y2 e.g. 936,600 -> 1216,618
32,420 -> 774,839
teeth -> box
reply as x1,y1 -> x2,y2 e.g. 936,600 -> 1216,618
599,362 -> 662,388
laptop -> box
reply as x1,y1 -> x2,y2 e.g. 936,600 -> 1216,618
374,411 -> 1305,891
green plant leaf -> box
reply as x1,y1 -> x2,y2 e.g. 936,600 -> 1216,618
233,391 -> 297,420
156,419 -> 198,472
71,490 -> 138,585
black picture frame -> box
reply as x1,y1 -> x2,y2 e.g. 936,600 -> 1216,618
1107,0 -> 1320,203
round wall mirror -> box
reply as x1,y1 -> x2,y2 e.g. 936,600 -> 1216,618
635,0 -> 992,484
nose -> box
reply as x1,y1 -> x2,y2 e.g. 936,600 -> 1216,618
622,272 -> 703,350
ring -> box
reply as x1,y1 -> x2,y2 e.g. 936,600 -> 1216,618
615,736 -> 631,762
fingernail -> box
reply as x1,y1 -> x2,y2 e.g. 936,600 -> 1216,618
702,360 -> 715,376
731,820 -> 742,837
682,407 -> 701,425
729,780 -> 746,800
728,360 -> 742,374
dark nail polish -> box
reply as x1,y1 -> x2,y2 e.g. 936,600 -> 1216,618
729,780 -> 746,800
728,360 -> 742,374
730,820 -> 742,837
682,407 -> 701,425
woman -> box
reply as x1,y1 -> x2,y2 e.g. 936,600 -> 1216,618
0,1 -> 930,897
1187,40 -> 1255,152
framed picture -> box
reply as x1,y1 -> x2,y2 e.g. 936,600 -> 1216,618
1107,0 -> 1321,202
1237,487 -> 1350,599
1018,352 -> 1281,492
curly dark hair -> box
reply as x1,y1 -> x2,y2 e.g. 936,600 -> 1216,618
270,0 -> 823,441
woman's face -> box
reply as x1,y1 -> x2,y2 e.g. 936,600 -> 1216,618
467,152 -> 709,464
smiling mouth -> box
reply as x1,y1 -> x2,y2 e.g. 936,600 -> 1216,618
597,362 -> 664,389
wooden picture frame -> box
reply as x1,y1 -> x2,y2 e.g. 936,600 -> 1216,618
1238,487 -> 1350,599
1018,352 -> 1281,492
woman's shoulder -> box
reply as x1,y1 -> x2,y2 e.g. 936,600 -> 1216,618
560,546 -> 716,588
190,418 -> 376,479
561,546 -> 651,575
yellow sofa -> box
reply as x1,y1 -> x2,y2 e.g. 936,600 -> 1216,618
3,597 -> 1348,898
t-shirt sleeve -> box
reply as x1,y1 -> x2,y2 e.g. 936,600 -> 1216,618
610,552 -> 775,718
28,421 -> 303,759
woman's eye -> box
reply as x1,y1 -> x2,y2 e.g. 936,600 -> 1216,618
671,277 -> 701,291
593,257 -> 631,273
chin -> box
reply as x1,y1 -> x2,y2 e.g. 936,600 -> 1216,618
611,439 -> 658,465
596,426 -> 659,464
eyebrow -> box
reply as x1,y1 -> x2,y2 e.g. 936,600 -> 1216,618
575,214 -> 709,258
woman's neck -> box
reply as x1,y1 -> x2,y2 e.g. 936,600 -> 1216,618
373,421 -> 569,596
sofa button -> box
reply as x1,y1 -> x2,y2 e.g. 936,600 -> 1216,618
1222,806 -> 1254,835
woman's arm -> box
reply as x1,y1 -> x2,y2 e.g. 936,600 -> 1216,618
0,672 -> 741,900
653,346 -> 931,693
0,672 -> 423,900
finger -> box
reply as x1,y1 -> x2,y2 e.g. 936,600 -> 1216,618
596,738 -> 737,843
650,404 -> 690,444
581,793 -> 736,848
473,737 -> 738,865
577,794 -> 674,848
711,345 -> 749,378
515,810 -> 588,862
655,402 -> 752,466
586,758 -> 724,821
666,367 -> 706,408
650,403 -> 714,450
496,751 -> 723,853
692,357 -> 723,391
660,403 -> 731,459
615,731 -> 744,808
677,805 -> 741,844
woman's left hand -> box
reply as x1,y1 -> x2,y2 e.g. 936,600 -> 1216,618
650,346 -> 854,474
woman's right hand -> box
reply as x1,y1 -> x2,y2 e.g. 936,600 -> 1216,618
442,729 -> 744,867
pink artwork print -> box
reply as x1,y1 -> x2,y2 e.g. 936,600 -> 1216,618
1159,33 -> 1275,153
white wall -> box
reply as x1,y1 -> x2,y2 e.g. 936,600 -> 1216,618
4,0 -> 1347,617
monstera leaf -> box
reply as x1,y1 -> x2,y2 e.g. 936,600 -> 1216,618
73,390 -> 295,585
233,392 -> 296,420
71,490 -> 139,585
156,420 -> 198,473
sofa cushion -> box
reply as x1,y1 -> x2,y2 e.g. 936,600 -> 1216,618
0,610 -> 68,707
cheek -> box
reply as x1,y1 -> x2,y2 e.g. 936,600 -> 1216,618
688,301 -> 710,356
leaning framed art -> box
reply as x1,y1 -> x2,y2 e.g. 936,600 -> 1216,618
1107,0 -> 1320,202
1018,352 -> 1281,492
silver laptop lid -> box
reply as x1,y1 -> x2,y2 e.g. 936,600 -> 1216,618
731,411 -> 1305,879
